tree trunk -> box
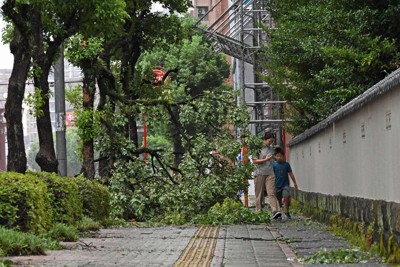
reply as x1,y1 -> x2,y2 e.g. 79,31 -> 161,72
170,106 -> 185,167
82,69 -> 96,179
31,9 -> 58,173
82,140 -> 95,179
120,40 -> 141,150
129,118 -> 139,147
97,69 -> 115,179
98,151 -> 111,178
96,76 -> 110,178
5,31 -> 30,173
34,72 -> 58,173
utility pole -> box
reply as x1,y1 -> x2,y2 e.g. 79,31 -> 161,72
54,45 -> 67,176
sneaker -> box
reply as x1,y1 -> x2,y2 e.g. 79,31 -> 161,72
271,211 -> 282,220
285,212 -> 291,219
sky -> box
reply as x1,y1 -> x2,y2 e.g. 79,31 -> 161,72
0,42 -> 12,69
0,3 -> 168,70
0,18 -> 13,69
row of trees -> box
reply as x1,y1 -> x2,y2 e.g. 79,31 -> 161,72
7,0 -> 399,176
1,0 -> 208,175
2,0 -> 254,221
5,0 -> 399,221
263,0 -> 400,135
2,0 -> 128,174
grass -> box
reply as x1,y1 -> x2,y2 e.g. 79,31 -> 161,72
47,223 -> 79,242
0,227 -> 53,256
77,216 -> 101,232
0,259 -> 12,267
0,217 -> 110,257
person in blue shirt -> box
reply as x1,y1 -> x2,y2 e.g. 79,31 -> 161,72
273,147 -> 298,219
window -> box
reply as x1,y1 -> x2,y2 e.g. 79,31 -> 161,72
197,7 -> 208,20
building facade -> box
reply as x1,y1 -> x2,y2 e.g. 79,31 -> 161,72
0,62 -> 81,171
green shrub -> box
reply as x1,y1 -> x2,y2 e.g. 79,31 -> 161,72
73,176 -> 111,222
0,172 -> 53,234
0,259 -> 12,267
161,198 -> 271,225
192,198 -> 271,225
162,212 -> 187,225
77,216 -> 101,232
0,227 -> 49,256
28,172 -> 83,225
47,223 -> 79,242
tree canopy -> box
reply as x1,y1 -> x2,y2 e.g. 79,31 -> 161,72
1,0 -> 127,173
61,13 -> 253,221
263,0 -> 400,135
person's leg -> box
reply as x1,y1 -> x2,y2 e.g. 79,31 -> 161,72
283,187 -> 291,218
265,175 -> 280,213
254,175 -> 266,212
276,189 -> 283,208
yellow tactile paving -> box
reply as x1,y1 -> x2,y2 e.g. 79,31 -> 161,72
174,226 -> 220,267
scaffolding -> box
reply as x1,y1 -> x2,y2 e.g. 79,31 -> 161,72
195,0 -> 285,146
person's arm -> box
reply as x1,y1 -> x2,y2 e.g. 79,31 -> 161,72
252,154 -> 274,164
288,172 -> 298,189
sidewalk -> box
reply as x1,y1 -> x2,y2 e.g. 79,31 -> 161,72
211,224 -> 294,267
5,214 -> 389,267
269,214 -> 389,267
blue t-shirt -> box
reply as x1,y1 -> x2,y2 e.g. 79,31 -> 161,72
273,161 -> 292,189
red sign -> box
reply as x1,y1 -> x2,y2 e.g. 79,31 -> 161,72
151,66 -> 170,88
152,69 -> 165,86
66,112 -> 77,126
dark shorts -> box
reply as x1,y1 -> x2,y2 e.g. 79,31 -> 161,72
276,187 -> 290,206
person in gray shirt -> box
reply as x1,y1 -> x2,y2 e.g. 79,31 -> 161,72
252,132 -> 281,219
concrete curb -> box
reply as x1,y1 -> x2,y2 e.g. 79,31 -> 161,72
268,226 -> 303,267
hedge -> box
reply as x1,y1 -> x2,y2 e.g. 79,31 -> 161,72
0,172 -> 52,234
28,171 -> 83,225
72,176 -> 111,222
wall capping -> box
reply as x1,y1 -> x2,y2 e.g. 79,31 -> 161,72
288,68 -> 400,147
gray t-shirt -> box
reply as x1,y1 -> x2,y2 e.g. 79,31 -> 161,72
254,146 -> 274,176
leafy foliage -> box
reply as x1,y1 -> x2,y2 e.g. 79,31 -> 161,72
76,216 -> 101,233
190,198 -> 271,225
1,0 -> 129,173
23,88 -> 51,118
0,259 -> 12,267
0,227 -> 54,256
97,16 -> 254,223
46,223 -> 79,242
73,176 -> 111,223
301,248 -> 368,264
0,173 -> 53,234
263,0 -> 400,134
109,135 -> 252,223
28,172 -> 83,225
65,35 -> 105,66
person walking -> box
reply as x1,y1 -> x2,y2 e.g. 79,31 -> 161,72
273,147 -> 298,219
252,132 -> 281,219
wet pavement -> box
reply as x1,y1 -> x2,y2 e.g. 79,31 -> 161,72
8,226 -> 197,266
269,214 -> 388,267
4,213 -> 390,267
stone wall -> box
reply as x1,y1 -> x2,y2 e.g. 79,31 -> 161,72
292,189 -> 400,262
287,68 -> 400,262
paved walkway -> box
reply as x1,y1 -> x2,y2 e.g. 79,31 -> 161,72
269,215 -> 388,267
5,214 -> 389,267
211,224 -> 294,267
